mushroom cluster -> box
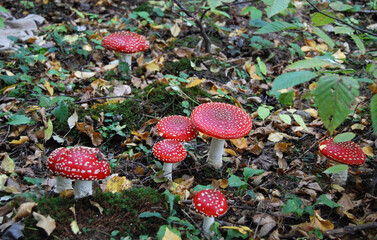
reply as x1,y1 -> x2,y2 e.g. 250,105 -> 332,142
47,146 -> 111,198
319,138 -> 366,186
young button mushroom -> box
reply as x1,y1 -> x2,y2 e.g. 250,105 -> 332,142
152,139 -> 187,181
191,102 -> 252,169
55,147 -> 111,198
319,138 -> 366,186
46,147 -> 73,193
193,189 -> 228,237
102,31 -> 149,71
157,115 -> 199,142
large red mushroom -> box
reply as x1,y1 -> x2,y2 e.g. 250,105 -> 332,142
193,189 -> 228,237
319,138 -> 366,186
55,147 -> 111,198
191,102 -> 252,169
46,147 -> 73,193
152,139 -> 187,181
102,31 -> 149,71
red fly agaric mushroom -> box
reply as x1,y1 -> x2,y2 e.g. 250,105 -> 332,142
102,31 -> 149,70
47,147 -> 73,193
193,189 -> 228,237
191,102 -> 252,169
152,139 -> 187,181
157,115 -> 199,142
319,137 -> 366,186
55,147 -> 111,198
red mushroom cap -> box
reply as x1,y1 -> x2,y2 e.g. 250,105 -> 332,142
319,138 -> 366,165
102,31 -> 149,53
193,189 -> 228,217
191,102 -> 252,139
157,115 -> 199,142
55,147 -> 111,180
46,147 -> 67,175
152,139 -> 187,163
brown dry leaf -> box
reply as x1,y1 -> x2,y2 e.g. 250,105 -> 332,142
134,165 -> 145,175
74,71 -> 96,79
105,175 -> 132,193
60,189 -> 74,198
131,130 -> 150,141
209,84 -> 228,95
1,153 -> 15,174
162,226 -> 182,240
225,148 -> 237,156
230,138 -> 248,149
310,210 -> 334,231
244,61 -> 262,80
173,47 -> 192,58
33,212 -> 56,236
304,108 -> 318,118
75,122 -> 103,146
274,142 -> 292,153
170,22 -> 181,37
362,146 -> 374,157
113,84 -> 132,96
10,136 -> 30,145
336,193 -> 354,217
13,202 -> 37,220
186,77 -> 205,88
252,214 -> 277,237
43,80 -> 54,96
219,179 -> 229,189
91,78 -> 110,90
142,118 -> 159,126
369,82 -> 377,93
67,111 -> 78,129
0,174 -> 8,191
89,200 -> 104,214
332,49 -> 346,63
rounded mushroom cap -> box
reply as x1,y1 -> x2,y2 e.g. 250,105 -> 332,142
102,31 -> 149,53
191,102 -> 252,139
157,115 -> 199,142
55,147 -> 111,180
193,189 -> 228,217
47,147 -> 67,175
152,139 -> 187,163
319,138 -> 366,165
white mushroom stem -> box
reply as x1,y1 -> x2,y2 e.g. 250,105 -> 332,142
162,163 -> 173,181
74,180 -> 92,199
202,216 -> 215,237
119,53 -> 132,70
207,138 -> 225,169
331,161 -> 348,186
54,176 -> 73,193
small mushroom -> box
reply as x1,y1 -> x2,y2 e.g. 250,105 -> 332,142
191,102 -> 252,169
193,189 -> 228,237
157,115 -> 199,142
55,147 -> 111,198
46,147 -> 73,193
152,139 -> 187,181
319,138 -> 366,186
102,31 -> 149,71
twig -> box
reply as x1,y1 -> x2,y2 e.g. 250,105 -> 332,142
0,125 -> 11,146
74,95 -> 130,104
305,0 -> 377,37
325,222 -> 377,237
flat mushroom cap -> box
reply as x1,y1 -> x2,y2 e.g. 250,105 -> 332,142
191,102 -> 252,139
157,115 -> 199,142
152,139 -> 187,163
319,138 -> 366,165
193,189 -> 228,217
102,31 -> 149,53
55,147 -> 111,180
46,147 -> 67,175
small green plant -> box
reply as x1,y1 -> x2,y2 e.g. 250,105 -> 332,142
228,168 -> 264,195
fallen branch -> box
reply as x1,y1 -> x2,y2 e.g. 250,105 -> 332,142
325,222 -> 377,237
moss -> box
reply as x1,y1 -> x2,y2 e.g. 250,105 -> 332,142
23,187 -> 167,239
164,58 -> 192,75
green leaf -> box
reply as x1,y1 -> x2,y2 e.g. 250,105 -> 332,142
279,114 -> 292,124
264,0 -> 289,18
7,114 -> 32,125
282,199 -> 303,216
0,6 -> 9,13
311,11 -> 336,26
314,74 -> 359,134
207,0 -> 222,10
257,57 -> 267,75
255,21 -> 298,34
329,2 -> 353,11
24,177 -> 43,188
243,168 -> 263,181
139,211 -> 163,219
257,106 -> 270,120
351,34 -> 366,54
315,194 -> 341,208
51,100 -> 69,121
278,91 -> 295,107
271,71 -> 318,95
286,59 -> 340,70
333,132 -> 355,142
334,26 -> 354,35
292,114 -> 309,131
323,164 -> 349,174
371,94 -> 377,134
44,119 -> 53,141
192,184 -> 214,192
228,174 -> 247,188
313,27 -> 335,49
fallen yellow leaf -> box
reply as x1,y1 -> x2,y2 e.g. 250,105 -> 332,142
105,175 -> 132,193
186,77 -> 205,88
10,136 -> 30,145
